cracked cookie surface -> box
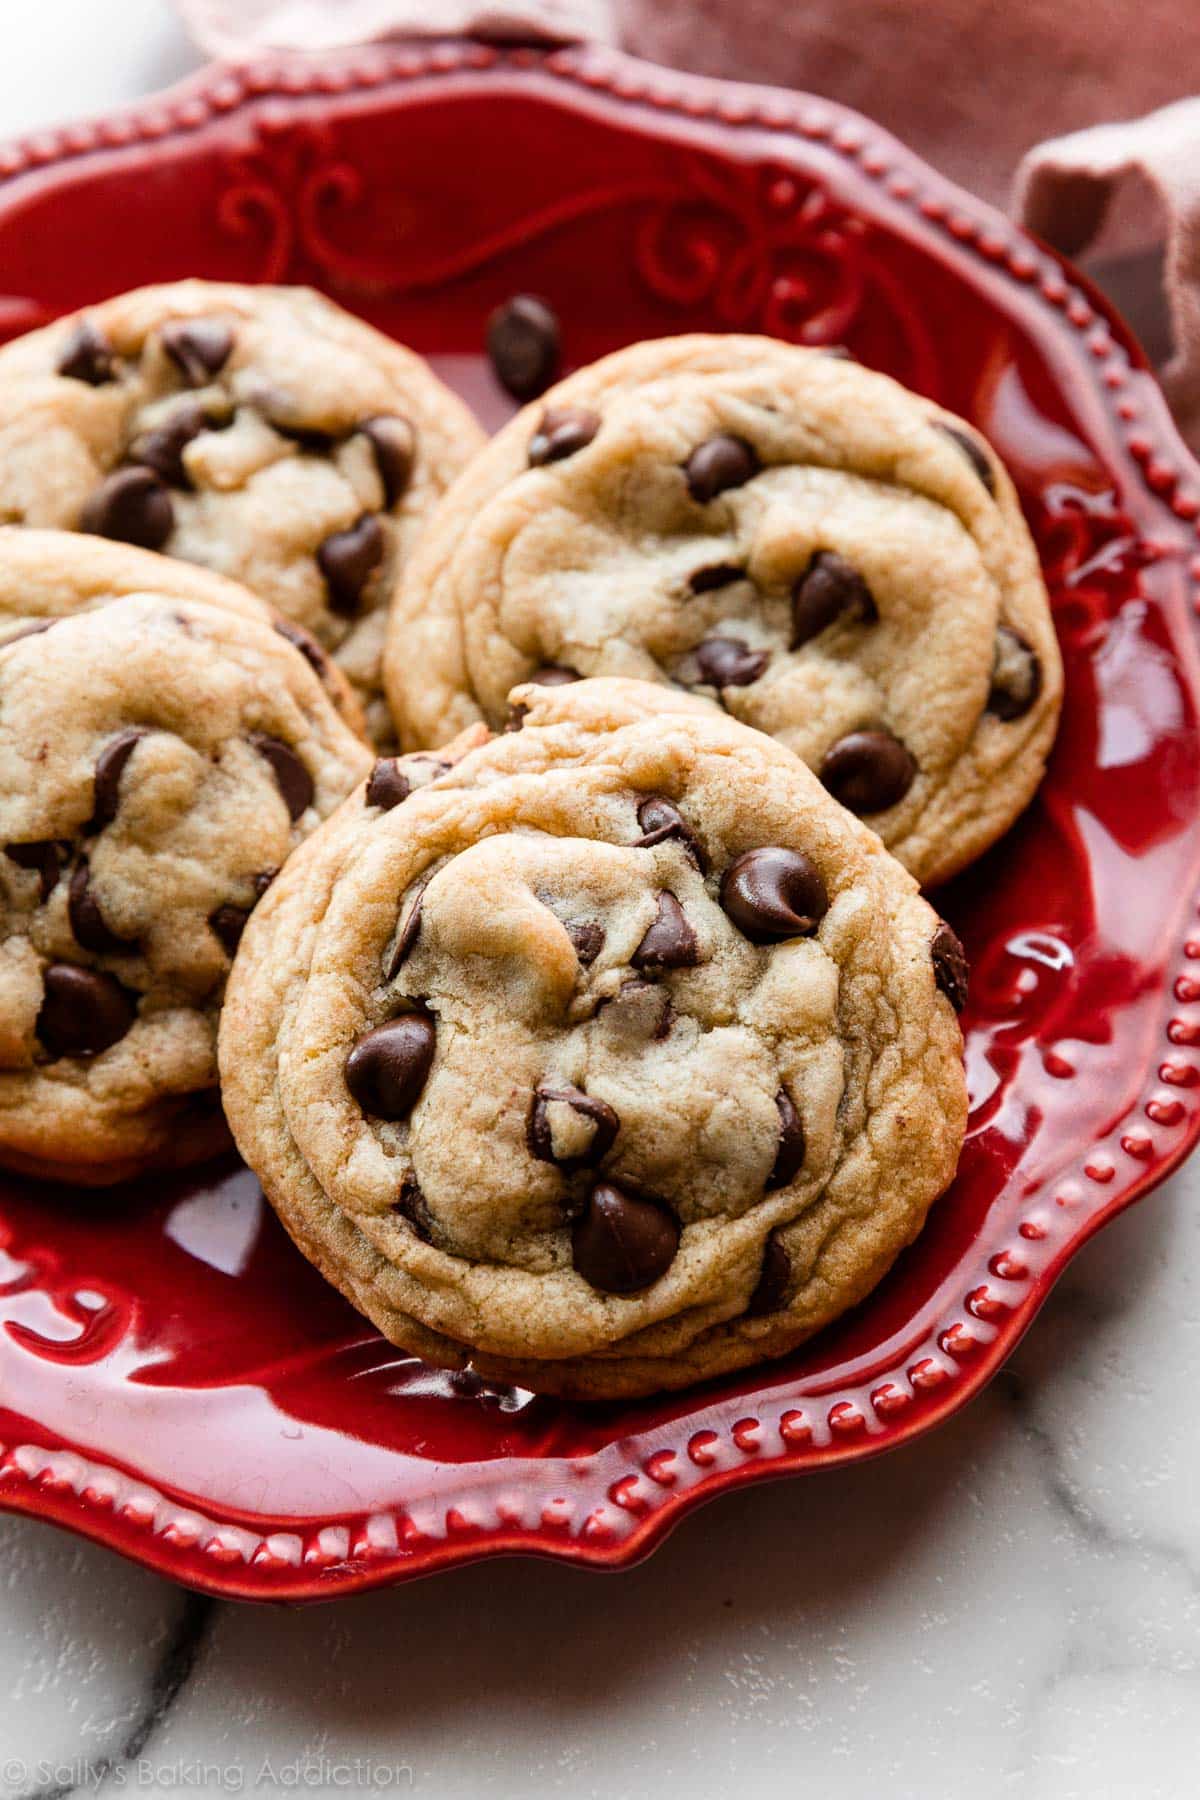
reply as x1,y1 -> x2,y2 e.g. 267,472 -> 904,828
220,676 -> 967,1398
0,281 -> 485,744
0,584 -> 372,1184
385,334 -> 1061,884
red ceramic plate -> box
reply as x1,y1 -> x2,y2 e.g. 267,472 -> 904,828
1,40 -> 1198,1603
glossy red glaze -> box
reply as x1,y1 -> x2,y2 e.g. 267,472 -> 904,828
1,41 -> 1198,1601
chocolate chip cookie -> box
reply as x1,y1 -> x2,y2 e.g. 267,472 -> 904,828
385,335 -> 1061,885
0,587 -> 372,1184
220,676 -> 967,1398
0,281 -> 485,744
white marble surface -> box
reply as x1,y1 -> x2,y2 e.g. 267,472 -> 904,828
2,6 -> 1199,1797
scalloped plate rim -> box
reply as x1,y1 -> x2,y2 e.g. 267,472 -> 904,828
0,38 -> 1195,1601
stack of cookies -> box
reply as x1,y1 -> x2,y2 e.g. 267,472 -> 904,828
0,284 -> 1061,1398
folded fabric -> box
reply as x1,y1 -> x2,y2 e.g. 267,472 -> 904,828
1017,100 -> 1200,451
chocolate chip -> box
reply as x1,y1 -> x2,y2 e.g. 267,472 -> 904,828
720,847 -> 829,943
360,414 -> 416,507
684,434 -> 760,503
819,729 -> 916,814
277,422 -> 337,456
345,1013 -> 436,1119
767,1088 -> 805,1189
567,919 -> 605,966
383,875 -> 430,980
632,892 -> 699,970
317,514 -> 385,616
80,467 -> 174,550
4,840 -> 69,901
68,860 -> 136,954
987,625 -> 1042,722
86,729 -> 146,833
366,758 -> 412,810
247,733 -> 313,821
571,1180 -> 679,1293
693,636 -> 769,687
528,406 -> 599,466
36,962 -> 136,1059
934,420 -> 996,495
394,1175 -> 436,1243
528,1084 -> 618,1170
931,920 -> 969,1012
635,795 -> 706,871
487,295 -> 561,401
208,873 -> 274,955
529,664 -> 581,686
161,318 -> 233,385
747,1233 -> 791,1315
597,975 -> 673,1041
273,618 -> 332,683
56,320 -> 115,385
791,551 -> 877,647
208,904 -> 251,955
505,702 -> 529,733
129,401 -> 213,489
689,562 -> 744,594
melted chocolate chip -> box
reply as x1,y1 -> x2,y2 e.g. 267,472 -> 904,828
395,1175 -> 436,1243
87,729 -> 146,833
571,1180 -> 680,1294
247,733 -> 313,821
129,401 -> 214,489
161,318 -> 233,385
56,320 -> 115,386
631,892 -> 699,970
528,406 -> 600,466
4,840 -> 69,901
383,875 -> 430,980
317,514 -> 385,616
566,919 -> 605,966
360,414 -> 416,508
819,729 -> 916,814
505,702 -> 529,734
529,664 -> 581,686
345,1013 -> 436,1119
684,434 -> 760,503
634,795 -> 707,871
487,295 -> 561,401
931,920 -> 969,1012
277,422 -> 337,456
597,975 -> 674,1041
208,904 -> 251,955
689,562 -> 744,594
747,1233 -> 791,1315
527,1084 -> 619,1170
36,962 -> 137,1059
272,619 -> 332,683
767,1088 -> 805,1189
80,467 -> 174,550
934,420 -> 996,495
693,636 -> 769,687
208,872 -> 275,955
366,759 -> 412,811
68,860 -> 136,954
987,625 -> 1043,722
791,550 -> 877,647
720,847 -> 829,943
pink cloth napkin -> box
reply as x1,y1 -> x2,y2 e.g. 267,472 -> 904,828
173,0 -> 1200,449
